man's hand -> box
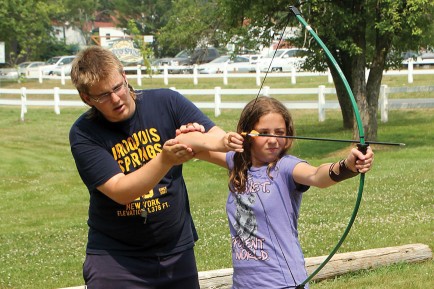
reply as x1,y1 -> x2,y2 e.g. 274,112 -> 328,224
161,139 -> 195,166
176,122 -> 205,136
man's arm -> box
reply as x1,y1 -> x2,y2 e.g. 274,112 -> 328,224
96,139 -> 195,205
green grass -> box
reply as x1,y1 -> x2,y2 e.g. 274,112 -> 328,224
0,105 -> 432,289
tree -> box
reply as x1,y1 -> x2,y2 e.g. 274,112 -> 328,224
61,0 -> 100,45
112,0 -> 173,57
126,19 -> 154,73
219,0 -> 434,141
157,0 -> 226,56
0,0 -> 61,63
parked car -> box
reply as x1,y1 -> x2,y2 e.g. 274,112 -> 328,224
247,54 -> 262,65
41,55 -> 76,75
197,55 -> 253,74
257,48 -> 308,72
420,51 -> 434,60
0,68 -> 19,79
0,61 -> 45,78
401,51 -> 434,67
21,61 -> 46,77
51,63 -> 73,76
156,47 -> 220,73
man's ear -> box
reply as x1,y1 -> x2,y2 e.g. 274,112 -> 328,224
80,92 -> 93,106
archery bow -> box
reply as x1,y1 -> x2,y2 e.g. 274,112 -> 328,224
289,5 -> 367,288
241,4 -> 401,288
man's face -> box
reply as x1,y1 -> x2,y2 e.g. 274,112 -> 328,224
82,71 -> 135,122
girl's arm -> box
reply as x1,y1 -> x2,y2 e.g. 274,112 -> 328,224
175,126 -> 244,168
293,146 -> 374,188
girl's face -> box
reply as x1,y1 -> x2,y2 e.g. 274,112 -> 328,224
250,112 -> 290,167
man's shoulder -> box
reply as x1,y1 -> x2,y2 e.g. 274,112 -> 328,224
136,88 -> 190,108
136,88 -> 179,98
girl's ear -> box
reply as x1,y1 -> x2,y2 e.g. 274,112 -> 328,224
284,139 -> 293,150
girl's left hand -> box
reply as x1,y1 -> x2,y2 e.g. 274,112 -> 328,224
345,146 -> 374,173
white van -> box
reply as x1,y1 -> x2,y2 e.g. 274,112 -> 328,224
258,48 -> 308,72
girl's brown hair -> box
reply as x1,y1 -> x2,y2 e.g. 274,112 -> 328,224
230,96 -> 295,193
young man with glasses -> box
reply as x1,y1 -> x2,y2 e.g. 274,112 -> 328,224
69,46 -> 242,289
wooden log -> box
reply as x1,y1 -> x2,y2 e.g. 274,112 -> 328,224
304,243 -> 432,281
57,244 -> 432,289
198,243 -> 432,289
199,268 -> 233,289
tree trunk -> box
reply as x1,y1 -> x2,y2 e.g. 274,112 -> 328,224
364,7 -> 396,142
330,1 -> 367,138
329,62 -> 354,130
350,2 -> 369,142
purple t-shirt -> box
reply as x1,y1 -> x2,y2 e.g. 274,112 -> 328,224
226,151 -> 310,288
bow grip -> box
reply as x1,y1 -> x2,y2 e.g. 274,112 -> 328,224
357,143 -> 368,155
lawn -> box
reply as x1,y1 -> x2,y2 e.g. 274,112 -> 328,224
0,73 -> 433,288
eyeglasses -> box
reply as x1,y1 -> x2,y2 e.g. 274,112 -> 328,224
87,81 -> 127,103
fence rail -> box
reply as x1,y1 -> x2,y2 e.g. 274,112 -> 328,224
1,85 -> 433,122
1,63 -> 433,87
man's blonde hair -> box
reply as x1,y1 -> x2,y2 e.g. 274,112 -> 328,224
70,46 -> 124,95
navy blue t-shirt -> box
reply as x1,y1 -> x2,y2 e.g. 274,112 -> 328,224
69,88 -> 215,256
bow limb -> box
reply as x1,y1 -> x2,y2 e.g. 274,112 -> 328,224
290,6 -> 367,288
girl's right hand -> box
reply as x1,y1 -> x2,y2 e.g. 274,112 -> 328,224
224,132 -> 244,153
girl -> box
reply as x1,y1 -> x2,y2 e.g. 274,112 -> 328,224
178,96 -> 374,289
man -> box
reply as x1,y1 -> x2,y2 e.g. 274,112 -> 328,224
69,46 -> 235,289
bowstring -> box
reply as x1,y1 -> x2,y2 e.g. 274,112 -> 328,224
247,13 -> 294,118
244,6 -> 305,288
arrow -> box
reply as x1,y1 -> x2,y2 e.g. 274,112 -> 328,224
241,130 -> 405,146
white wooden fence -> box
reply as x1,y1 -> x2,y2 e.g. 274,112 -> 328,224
1,85 -> 433,122
2,62 -> 433,87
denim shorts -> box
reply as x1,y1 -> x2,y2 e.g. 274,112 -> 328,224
83,248 -> 199,289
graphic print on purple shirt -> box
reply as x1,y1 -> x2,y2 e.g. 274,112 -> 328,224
225,151 -> 311,288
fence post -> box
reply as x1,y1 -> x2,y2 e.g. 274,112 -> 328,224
163,65 -> 169,85
327,68 -> 333,84
214,87 -> 221,117
137,65 -> 142,87
262,86 -> 270,97
17,67 -> 21,84
38,67 -> 43,84
408,59 -> 414,84
61,67 -> 66,86
255,65 -> 261,86
20,87 -> 27,121
318,85 -> 326,122
291,66 -> 296,84
54,87 -> 60,115
193,65 -> 198,86
223,63 -> 228,86
380,84 -> 388,123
